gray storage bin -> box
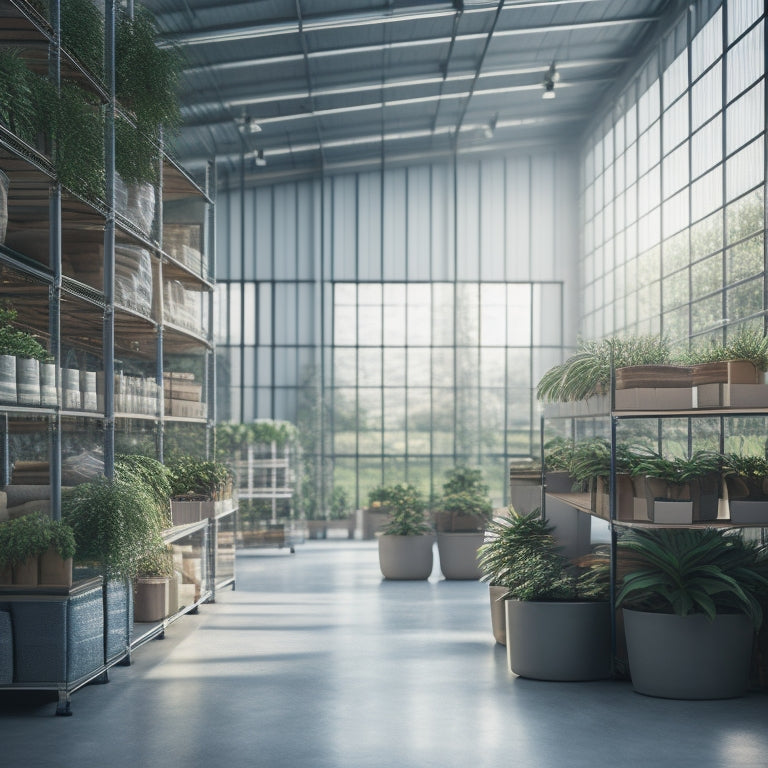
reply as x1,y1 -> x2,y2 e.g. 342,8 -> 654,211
0,610 -> 12,684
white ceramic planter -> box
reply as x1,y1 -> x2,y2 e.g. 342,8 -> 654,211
436,532 -> 484,580
489,584 -> 508,645
378,534 -> 434,580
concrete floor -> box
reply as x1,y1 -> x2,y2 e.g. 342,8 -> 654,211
2,540 -> 768,768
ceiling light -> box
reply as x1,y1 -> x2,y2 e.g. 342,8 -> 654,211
542,62 -> 558,99
236,114 -> 262,133
254,149 -> 266,167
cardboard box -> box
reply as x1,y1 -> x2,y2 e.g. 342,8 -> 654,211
694,383 -> 768,408
614,387 -> 694,411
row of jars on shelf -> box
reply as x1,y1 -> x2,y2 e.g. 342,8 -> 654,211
0,356 -> 205,417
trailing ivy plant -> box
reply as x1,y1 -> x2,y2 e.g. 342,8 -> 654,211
60,0 -> 104,78
114,453 -> 172,528
0,301 -> 50,361
115,114 -> 159,186
0,48 -> 36,143
116,6 -> 183,138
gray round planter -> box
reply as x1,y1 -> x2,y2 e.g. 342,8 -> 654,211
437,532 -> 484,580
505,599 -> 611,681
378,534 -> 434,580
623,609 -> 753,699
489,584 -> 507,645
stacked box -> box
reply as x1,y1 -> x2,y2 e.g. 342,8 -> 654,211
164,371 -> 206,418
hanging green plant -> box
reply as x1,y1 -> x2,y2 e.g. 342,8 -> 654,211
31,76 -> 105,201
115,114 -> 159,185
116,6 -> 183,137
60,0 -> 104,79
0,48 -> 36,143
0,301 -> 50,361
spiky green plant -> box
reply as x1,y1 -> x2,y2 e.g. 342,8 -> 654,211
477,509 -> 608,600
630,450 -> 722,485
536,335 -> 671,403
617,527 -> 768,629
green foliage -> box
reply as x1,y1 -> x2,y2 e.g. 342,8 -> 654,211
440,465 -> 493,521
0,48 -> 36,142
216,420 -> 298,456
115,115 -> 159,186
60,0 -> 104,78
114,454 -> 172,527
477,509 -> 608,601
31,75 -> 105,201
722,453 -> 768,482
0,301 -> 50,360
380,483 -> 431,536
630,450 -> 723,485
47,518 -> 77,560
368,485 -> 392,507
329,486 -> 349,519
680,328 -> 768,372
116,6 -> 182,137
167,457 -> 234,500
136,543 -> 175,578
537,335 -> 670,403
0,513 -> 50,566
616,528 -> 768,630
62,477 -> 165,579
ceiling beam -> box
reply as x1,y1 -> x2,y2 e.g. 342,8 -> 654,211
179,16 -> 659,76
159,0 -> 632,48
180,58 -> 627,122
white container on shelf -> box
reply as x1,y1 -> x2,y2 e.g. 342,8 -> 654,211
16,357 -> 40,406
40,362 -> 57,406
62,368 -> 81,410
0,355 -> 16,404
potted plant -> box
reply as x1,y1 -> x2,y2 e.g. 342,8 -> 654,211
361,485 -> 392,540
722,454 -> 768,523
492,509 -> 610,680
617,527 -> 768,699
0,301 -> 51,406
326,486 -> 355,539
39,517 -> 77,587
536,335 -> 670,403
377,483 -> 434,580
133,542 -> 175,623
542,436 -> 581,492
168,457 -> 234,525
684,328 -> 768,385
630,450 -> 722,524
0,512 -> 48,586
62,476 -> 166,661
435,466 -> 493,580
115,453 -> 173,528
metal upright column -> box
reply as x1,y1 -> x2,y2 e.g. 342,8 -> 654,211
103,0 -> 116,479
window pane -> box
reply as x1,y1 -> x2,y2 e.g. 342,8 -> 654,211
726,82 -> 764,155
691,8 -> 722,81
726,24 -> 764,102
691,62 -> 722,131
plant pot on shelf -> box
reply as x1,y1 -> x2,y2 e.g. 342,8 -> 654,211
39,361 -> 57,406
12,555 -> 39,586
133,576 -> 169,623
691,360 -> 760,386
0,354 -> 16,404
639,477 -> 693,524
39,547 -> 73,588
593,475 -> 635,521
15,356 -> 40,406
623,609 -> 753,699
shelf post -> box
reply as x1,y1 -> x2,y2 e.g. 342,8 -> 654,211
103,0 -> 116,479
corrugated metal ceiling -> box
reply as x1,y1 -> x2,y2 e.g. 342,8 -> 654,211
140,0 -> 681,185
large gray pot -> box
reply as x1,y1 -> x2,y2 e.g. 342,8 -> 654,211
623,609 -> 753,699
506,599 -> 611,681
378,534 -> 434,580
437,531 -> 484,580
489,584 -> 507,645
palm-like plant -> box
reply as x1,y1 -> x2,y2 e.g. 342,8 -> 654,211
630,450 -> 723,485
616,527 -> 768,629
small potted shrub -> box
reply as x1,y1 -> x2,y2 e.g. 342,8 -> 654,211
377,483 -> 434,580
133,543 -> 175,623
435,466 -> 493,580
722,454 -> 768,523
39,517 -> 77,587
168,457 -> 234,525
0,513 -> 49,586
361,485 -> 392,539
631,451 -> 722,524
494,509 -> 610,681
617,527 -> 768,699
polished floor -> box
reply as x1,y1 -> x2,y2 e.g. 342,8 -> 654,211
2,540 -> 768,767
